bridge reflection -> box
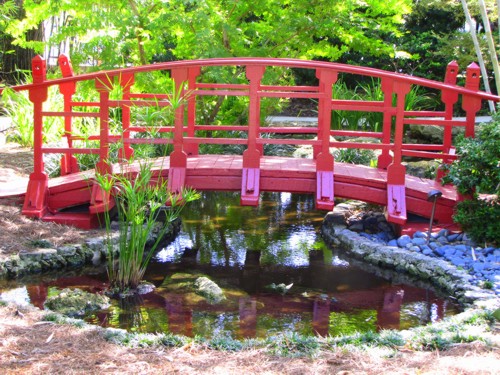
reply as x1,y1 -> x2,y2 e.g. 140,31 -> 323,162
22,246 -> 454,338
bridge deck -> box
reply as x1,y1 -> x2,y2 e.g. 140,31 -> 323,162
36,155 -> 458,228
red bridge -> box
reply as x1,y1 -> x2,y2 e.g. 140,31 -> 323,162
1,56 -> 498,231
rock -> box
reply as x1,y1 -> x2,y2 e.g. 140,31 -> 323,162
194,277 -> 226,304
397,235 -> 412,248
325,211 -> 348,226
387,239 -> 398,247
422,248 -> 433,256
447,233 -> 461,242
44,288 -> 110,317
19,248 -> 58,261
348,222 -> 364,232
412,237 -> 427,246
413,231 -> 428,239
430,246 -> 445,256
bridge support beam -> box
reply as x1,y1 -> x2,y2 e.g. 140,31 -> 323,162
386,81 -> 410,225
22,56 -> 49,219
241,66 -> 265,206
315,69 -> 337,210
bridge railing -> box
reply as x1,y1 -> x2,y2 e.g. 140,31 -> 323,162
3,55 -> 498,224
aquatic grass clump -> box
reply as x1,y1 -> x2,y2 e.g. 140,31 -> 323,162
95,160 -> 200,293
265,332 -> 321,358
401,308 -> 496,351
206,334 -> 245,351
331,329 -> 405,349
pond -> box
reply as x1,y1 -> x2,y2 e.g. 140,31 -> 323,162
0,192 -> 459,339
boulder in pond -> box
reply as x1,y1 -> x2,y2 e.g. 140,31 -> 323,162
44,288 -> 110,318
193,276 -> 226,304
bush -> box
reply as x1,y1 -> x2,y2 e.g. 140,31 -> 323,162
453,199 -> 499,246
442,115 -> 500,245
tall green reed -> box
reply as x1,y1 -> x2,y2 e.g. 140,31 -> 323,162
95,161 -> 200,293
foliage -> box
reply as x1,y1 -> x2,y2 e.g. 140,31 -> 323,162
0,86 -> 63,147
265,332 -> 320,358
95,161 -> 200,292
453,198 -> 499,245
334,148 -> 377,166
441,114 -> 499,245
331,79 -> 437,132
443,118 -> 500,196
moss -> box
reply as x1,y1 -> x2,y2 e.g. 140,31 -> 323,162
44,288 -> 110,318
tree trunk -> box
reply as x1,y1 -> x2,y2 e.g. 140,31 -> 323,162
477,0 -> 500,97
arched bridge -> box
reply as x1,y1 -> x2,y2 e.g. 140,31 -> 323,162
1,56 -> 498,230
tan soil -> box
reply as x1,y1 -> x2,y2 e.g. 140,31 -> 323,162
1,143 -> 499,374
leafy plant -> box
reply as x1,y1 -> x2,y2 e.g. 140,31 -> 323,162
1,86 -> 63,148
334,148 -> 376,166
265,332 -> 320,358
452,199 -> 499,246
442,116 -> 500,245
95,161 -> 200,293
331,79 -> 436,132
443,119 -> 500,196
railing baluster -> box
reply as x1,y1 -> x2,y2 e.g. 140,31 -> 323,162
168,68 -> 189,196
185,67 -> 201,156
118,73 -> 135,161
377,77 -> 395,169
462,62 -> 482,138
89,74 -> 114,214
437,60 -> 459,182
58,54 -> 79,175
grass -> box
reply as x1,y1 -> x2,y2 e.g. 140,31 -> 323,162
38,302 -> 498,359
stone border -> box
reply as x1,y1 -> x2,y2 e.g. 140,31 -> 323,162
0,220 -> 181,279
321,212 -> 498,308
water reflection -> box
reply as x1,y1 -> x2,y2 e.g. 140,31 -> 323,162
0,192 -> 459,338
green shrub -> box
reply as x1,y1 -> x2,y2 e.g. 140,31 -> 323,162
442,116 -> 500,245
334,148 -> 376,166
453,199 -> 499,246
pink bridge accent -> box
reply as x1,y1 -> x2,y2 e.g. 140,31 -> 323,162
0,56 -> 498,233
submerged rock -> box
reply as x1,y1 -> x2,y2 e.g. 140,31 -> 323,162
44,288 -> 110,318
159,273 -> 227,304
266,282 -> 294,295
193,276 -> 226,304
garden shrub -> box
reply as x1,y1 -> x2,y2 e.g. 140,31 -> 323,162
443,115 -> 500,245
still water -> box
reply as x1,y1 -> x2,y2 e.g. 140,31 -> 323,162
0,192 -> 459,338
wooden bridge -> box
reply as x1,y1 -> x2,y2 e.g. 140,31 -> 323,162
1,56 -> 498,231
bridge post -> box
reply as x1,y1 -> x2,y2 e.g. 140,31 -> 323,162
89,75 -> 114,214
185,67 -> 201,156
462,62 -> 482,138
22,56 -> 49,219
57,54 -> 79,175
377,78 -> 395,169
168,68 -> 189,195
118,73 -> 135,161
315,69 -> 338,210
386,81 -> 411,225
436,61 -> 459,182
241,65 -> 265,206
